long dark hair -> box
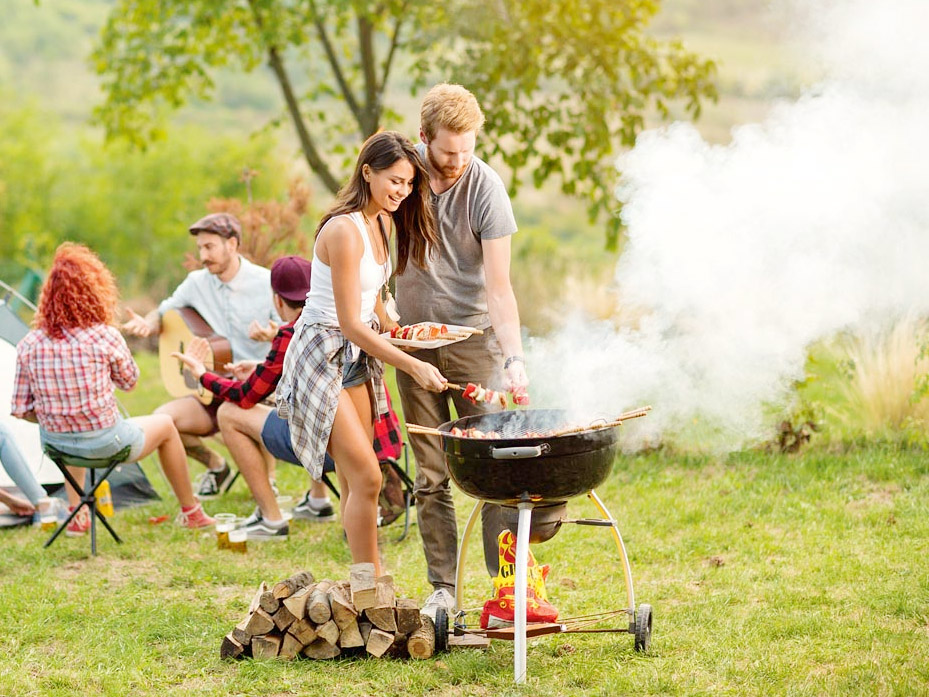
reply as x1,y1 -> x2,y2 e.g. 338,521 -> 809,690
317,131 -> 437,274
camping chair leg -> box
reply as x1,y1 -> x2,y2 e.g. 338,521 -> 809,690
320,472 -> 340,500
44,462 -> 123,554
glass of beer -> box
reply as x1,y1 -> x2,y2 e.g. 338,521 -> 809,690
228,526 -> 247,554
214,513 -> 237,550
38,498 -> 58,532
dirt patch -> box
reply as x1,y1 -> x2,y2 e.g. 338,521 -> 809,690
846,479 -> 901,510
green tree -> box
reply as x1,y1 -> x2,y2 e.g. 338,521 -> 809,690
93,0 -> 716,245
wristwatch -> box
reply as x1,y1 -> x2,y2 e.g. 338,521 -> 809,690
503,355 -> 524,370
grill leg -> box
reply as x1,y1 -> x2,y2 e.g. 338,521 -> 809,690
514,501 -> 533,684
587,489 -> 635,617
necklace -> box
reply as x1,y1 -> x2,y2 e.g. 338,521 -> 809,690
362,212 -> 389,266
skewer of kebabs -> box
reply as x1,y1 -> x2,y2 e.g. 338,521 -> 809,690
445,382 -> 529,408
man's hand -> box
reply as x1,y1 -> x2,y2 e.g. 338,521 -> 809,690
122,308 -> 158,337
170,336 -> 212,380
504,359 -> 529,395
248,319 -> 279,342
224,360 -> 259,381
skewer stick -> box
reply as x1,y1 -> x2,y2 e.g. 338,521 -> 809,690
547,406 -> 652,437
445,383 -> 464,391
405,423 -> 445,437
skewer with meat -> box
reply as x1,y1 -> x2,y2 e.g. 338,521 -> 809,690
461,382 -> 507,409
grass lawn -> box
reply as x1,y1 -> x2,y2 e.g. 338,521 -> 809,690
2,352 -> 929,696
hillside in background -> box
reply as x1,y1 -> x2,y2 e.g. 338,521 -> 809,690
0,0 -> 815,329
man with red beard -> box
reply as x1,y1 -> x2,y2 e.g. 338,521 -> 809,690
122,213 -> 279,497
395,83 -> 530,621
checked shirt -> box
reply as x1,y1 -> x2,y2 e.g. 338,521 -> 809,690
199,321 -> 295,408
12,324 -> 139,433
277,316 -> 388,480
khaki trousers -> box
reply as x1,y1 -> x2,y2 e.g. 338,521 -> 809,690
396,329 -> 507,591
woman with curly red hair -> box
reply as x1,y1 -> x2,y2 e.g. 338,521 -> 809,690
12,243 -> 213,535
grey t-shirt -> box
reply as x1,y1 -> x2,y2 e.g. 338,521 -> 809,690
396,146 -> 517,329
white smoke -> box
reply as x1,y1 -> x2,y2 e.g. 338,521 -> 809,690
526,0 -> 929,449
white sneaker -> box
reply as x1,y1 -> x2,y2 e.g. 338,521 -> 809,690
421,588 -> 455,621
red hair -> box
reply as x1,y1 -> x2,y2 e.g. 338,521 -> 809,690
35,243 -> 120,339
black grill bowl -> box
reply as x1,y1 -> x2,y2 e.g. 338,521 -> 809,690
439,409 -> 620,505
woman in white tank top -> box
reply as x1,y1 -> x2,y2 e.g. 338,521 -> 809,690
281,132 -> 448,576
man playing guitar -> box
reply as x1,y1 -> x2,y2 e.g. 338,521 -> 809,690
122,212 -> 279,497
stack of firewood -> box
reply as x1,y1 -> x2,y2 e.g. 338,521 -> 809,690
221,564 -> 436,661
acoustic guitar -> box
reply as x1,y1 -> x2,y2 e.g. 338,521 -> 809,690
158,308 -> 233,405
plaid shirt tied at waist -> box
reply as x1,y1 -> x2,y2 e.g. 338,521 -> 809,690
277,318 -> 388,480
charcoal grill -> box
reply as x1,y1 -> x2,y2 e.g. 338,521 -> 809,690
428,407 -> 653,683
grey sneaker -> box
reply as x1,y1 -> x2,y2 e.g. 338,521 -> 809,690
292,491 -> 336,522
240,510 -> 289,541
195,462 -> 233,499
421,588 -> 455,621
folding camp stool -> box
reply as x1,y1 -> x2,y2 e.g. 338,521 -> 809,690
42,444 -> 131,555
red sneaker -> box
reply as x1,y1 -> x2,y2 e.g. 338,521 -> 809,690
176,502 -> 214,529
65,506 -> 90,537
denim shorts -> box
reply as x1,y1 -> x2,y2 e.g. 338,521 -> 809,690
40,418 -> 145,463
342,350 -> 370,388
262,411 -> 335,473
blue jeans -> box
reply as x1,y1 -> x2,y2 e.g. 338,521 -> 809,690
0,422 -> 46,504
39,419 -> 145,464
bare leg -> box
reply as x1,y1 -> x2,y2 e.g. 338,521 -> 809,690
64,468 -> 83,508
155,397 -> 222,470
328,384 -> 381,575
129,414 -> 197,508
216,402 -> 282,521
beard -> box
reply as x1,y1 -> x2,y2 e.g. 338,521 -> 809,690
426,144 -> 467,180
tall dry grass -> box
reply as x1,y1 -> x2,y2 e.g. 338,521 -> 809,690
828,315 -> 929,435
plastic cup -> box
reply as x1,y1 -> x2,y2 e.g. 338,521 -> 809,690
228,526 -> 247,554
214,513 -> 237,550
38,498 -> 58,532
276,495 -> 294,522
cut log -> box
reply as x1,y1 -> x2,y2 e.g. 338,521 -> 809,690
273,570 -> 315,599
251,633 -> 282,660
315,619 -> 340,646
259,591 -> 280,615
220,634 -> 245,660
303,638 -> 341,660
408,615 -> 436,660
385,632 -> 409,659
232,616 -> 252,645
244,608 -> 275,637
248,582 -> 268,614
283,585 -> 312,620
328,585 -> 358,629
308,581 -> 334,624
358,620 -> 373,646
272,604 -> 297,631
365,628 -> 395,658
279,631 -> 304,660
395,598 -> 423,635
365,576 -> 397,632
349,562 -> 377,610
289,617 -> 318,645
338,617 -> 364,649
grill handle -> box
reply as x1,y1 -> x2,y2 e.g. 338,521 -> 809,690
491,444 -> 551,460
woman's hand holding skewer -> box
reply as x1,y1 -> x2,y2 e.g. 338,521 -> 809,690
407,359 -> 447,393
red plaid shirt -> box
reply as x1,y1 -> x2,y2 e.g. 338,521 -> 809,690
199,321 -> 294,408
12,325 -> 139,433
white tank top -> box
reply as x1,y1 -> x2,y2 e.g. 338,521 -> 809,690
303,212 -> 391,326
